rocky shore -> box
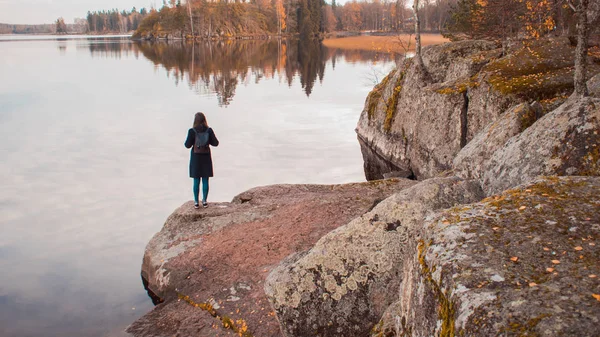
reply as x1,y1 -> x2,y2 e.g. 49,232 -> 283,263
127,180 -> 416,336
128,38 -> 600,336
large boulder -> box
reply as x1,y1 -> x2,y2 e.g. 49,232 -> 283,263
453,102 -> 542,181
127,179 -> 416,337
356,40 -> 515,180
264,177 -> 484,337
482,97 -> 600,195
357,38 -> 600,181
373,176 -> 600,336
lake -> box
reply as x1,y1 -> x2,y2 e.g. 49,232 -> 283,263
0,35 -> 397,336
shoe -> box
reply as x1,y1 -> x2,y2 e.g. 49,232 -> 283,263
202,201 -> 208,208
194,203 -> 200,209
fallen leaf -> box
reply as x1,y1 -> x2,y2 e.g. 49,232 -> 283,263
519,206 -> 527,210
492,227 -> 500,231
590,275 -> 597,278
546,267 -> 554,272
590,243 -> 596,246
510,257 -> 519,262
442,221 -> 450,225
575,246 -> 583,251
593,294 -> 600,302
543,247 -> 550,251
529,282 -> 537,287
551,260 -> 561,264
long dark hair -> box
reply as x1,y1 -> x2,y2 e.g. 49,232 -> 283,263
193,112 -> 208,129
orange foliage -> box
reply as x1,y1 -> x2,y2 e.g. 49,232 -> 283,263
276,0 -> 286,33
521,0 -> 555,39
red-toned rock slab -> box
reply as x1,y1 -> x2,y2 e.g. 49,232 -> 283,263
127,179 -> 416,337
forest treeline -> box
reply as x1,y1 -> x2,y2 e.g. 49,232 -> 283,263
0,8 -> 149,34
445,0 -> 599,40
132,0 -> 454,40
132,0 -> 593,41
0,22 -> 88,34
86,8 -> 149,33
0,23 -> 55,34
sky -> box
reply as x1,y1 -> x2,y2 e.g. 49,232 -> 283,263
0,0 -> 358,25
0,0 -> 164,24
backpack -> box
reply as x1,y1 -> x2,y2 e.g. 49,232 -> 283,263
193,128 -> 210,153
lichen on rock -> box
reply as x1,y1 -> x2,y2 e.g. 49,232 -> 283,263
373,176 -> 600,337
453,102 -> 542,181
481,97 -> 600,195
264,177 -> 484,337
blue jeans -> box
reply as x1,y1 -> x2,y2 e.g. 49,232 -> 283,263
193,177 -> 209,204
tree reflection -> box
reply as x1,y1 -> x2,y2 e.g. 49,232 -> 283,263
84,38 -> 138,59
88,39 -> 397,106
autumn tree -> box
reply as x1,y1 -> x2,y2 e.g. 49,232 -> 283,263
297,0 -> 323,39
446,0 -> 524,40
521,0 -> 555,38
395,0 -> 409,31
187,0 -> 195,36
414,0 -> 425,68
56,17 -> 67,34
322,4 -> 337,32
276,0 -> 287,34
341,1 -> 362,31
569,0 -> 600,96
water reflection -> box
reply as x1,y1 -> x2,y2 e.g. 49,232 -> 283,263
81,38 -> 139,59
85,39 -> 398,106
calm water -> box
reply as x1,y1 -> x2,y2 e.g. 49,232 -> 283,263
0,36 -> 396,336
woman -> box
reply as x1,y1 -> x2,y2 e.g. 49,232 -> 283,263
185,112 -> 219,209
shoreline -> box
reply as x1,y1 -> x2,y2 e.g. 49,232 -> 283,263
322,33 -> 450,53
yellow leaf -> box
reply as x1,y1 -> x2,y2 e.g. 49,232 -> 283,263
575,246 -> 583,251
519,206 -> 527,210
546,267 -> 554,272
551,260 -> 560,264
589,275 -> 597,278
593,294 -> 600,302
529,282 -> 537,287
510,257 -> 519,262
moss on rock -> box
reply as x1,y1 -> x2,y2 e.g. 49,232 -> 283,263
483,39 -> 600,101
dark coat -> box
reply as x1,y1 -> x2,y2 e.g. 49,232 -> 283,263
184,126 -> 219,178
